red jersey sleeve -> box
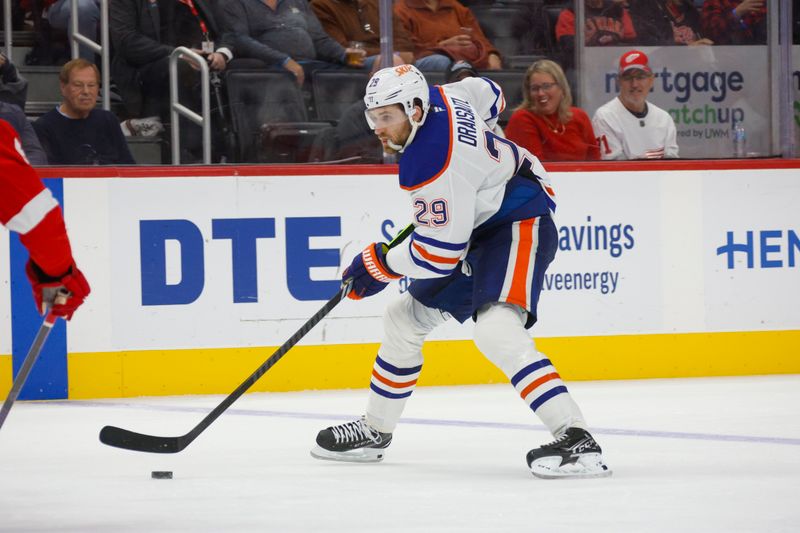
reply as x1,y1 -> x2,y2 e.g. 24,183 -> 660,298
0,119 -> 74,277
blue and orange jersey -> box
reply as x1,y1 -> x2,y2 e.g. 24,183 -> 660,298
386,77 -> 556,280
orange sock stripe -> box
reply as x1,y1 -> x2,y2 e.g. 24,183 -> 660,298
519,372 -> 561,399
372,369 -> 418,389
507,218 -> 535,306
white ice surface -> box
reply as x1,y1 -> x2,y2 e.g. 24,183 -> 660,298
1,375 -> 799,532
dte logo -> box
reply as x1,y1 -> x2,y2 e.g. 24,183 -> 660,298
140,217 -> 342,305
716,230 -> 800,269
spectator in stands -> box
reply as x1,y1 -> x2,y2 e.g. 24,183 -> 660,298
701,0 -> 766,45
110,0 -> 233,155
556,0 -> 636,70
33,59 -> 135,165
0,53 -> 30,110
394,0 -> 502,72
505,59 -> 598,162
311,0 -> 415,71
444,59 -> 478,83
222,0 -> 365,86
19,0 -> 100,64
0,108 -> 48,166
630,0 -> 712,46
47,0 -> 102,63
592,50 -> 678,160
0,54 -> 46,164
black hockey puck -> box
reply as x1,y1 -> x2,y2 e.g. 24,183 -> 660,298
151,471 -> 173,479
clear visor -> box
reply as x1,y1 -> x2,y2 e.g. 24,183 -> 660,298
364,106 -> 409,130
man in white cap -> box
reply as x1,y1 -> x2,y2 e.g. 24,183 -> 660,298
592,49 -> 679,160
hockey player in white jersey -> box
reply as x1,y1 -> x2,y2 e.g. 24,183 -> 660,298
310,64 -> 611,479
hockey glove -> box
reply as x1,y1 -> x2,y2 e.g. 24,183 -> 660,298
25,260 -> 91,320
343,242 -> 402,300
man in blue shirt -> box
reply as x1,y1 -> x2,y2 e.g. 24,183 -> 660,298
223,0 -> 365,85
33,59 -> 135,165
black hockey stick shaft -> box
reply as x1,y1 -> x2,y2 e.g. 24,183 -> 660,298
99,223 -> 415,454
100,285 -> 350,453
0,312 -> 58,431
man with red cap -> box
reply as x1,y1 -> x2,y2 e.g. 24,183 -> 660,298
591,50 -> 678,160
0,120 -> 90,320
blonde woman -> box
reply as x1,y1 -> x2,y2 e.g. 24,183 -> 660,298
505,59 -> 600,161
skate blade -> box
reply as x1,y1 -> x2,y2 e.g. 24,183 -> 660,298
310,445 -> 386,463
529,453 -> 612,480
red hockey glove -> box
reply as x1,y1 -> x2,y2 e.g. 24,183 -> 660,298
343,242 -> 402,300
25,260 -> 91,320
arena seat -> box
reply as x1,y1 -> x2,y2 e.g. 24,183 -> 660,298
259,122 -> 336,164
311,71 -> 371,122
471,5 -> 528,60
225,70 -> 312,162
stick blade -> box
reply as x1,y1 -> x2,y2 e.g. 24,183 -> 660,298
99,425 -> 183,454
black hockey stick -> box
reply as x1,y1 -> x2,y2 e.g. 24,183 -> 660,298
99,223 -> 415,454
0,310 -> 60,431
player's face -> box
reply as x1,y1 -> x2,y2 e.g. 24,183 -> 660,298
61,66 -> 99,118
618,69 -> 654,112
366,104 -> 412,155
528,72 -> 562,117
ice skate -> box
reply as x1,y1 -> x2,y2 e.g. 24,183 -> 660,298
526,427 -> 612,479
311,416 -> 392,463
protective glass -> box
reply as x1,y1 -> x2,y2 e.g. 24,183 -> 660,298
364,106 -> 409,130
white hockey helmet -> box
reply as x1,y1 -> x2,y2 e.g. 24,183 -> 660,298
363,65 -> 430,151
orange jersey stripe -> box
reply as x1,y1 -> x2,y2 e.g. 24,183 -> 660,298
506,218 -> 536,307
411,241 -> 460,265
519,372 -> 561,399
372,369 -> 418,389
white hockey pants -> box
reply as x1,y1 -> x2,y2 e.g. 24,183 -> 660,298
366,294 -> 586,437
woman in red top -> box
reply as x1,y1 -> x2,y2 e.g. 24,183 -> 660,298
505,60 -> 600,161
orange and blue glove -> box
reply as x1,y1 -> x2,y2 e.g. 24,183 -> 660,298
343,242 -> 402,300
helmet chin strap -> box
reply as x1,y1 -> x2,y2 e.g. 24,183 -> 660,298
391,108 -> 426,153
386,139 -> 404,152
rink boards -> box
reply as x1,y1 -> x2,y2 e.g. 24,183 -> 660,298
1,162 -> 799,400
